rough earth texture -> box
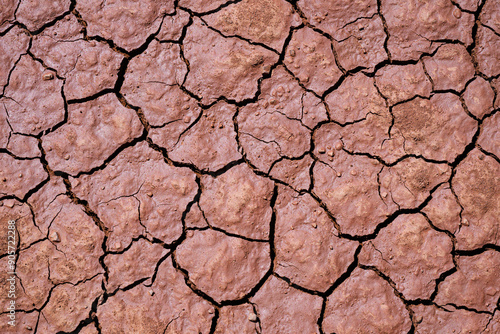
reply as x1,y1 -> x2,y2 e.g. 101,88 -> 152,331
0,0 -> 499,333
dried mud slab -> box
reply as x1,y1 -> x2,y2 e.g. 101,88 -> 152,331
422,44 -> 475,92
375,63 -> 432,105
184,203 -> 208,229
412,304 -> 493,334
1,55 -> 65,135
0,0 -> 16,33
284,26 -> 343,95
381,0 -> 474,61
179,0 -> 229,13
322,73 -> 406,164
379,157 -> 451,209
168,101 -> 241,171
157,9 -> 190,42
269,155 -> 313,192
482,0 -> 500,33
463,77 -> 495,119
16,0 -> 71,32
97,258 -> 214,333
274,186 -> 358,292
71,142 -> 197,246
5,134 -> 41,159
215,304 -> 260,334
323,268 -> 412,334
104,238 -> 169,292
37,275 -> 102,333
312,151 -> 395,236
435,250 -> 500,312
121,40 -> 187,101
200,163 -> 273,240
238,66 -> 325,172
0,312 -> 38,334
298,0 -> 387,71
203,0 -> 301,51
359,214 -> 454,300
0,154 -> 47,198
250,276 -> 323,333
183,18 -> 278,104
451,149 -> 500,250
31,15 -> 123,100
475,24 -> 500,78
37,196 -> 104,284
42,93 -> 143,175
391,94 -> 477,162
76,0 -> 175,51
14,240 -> 54,310
421,184 -> 462,234
0,199 -> 43,253
0,26 -> 30,89
478,112 -> 500,157
176,229 -> 270,302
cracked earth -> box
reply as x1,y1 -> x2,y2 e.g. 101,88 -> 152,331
0,0 -> 499,333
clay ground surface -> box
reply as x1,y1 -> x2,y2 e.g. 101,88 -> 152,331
0,0 -> 500,333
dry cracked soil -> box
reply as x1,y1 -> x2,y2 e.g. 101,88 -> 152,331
0,0 -> 500,333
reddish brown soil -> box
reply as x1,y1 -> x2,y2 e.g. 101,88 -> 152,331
0,0 -> 499,333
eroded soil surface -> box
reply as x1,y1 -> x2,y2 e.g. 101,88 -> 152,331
1,0 -> 499,333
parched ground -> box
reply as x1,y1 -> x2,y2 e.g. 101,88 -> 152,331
0,0 -> 499,333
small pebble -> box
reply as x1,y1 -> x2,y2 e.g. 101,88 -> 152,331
26,326 -> 32,330
183,96 -> 190,101
248,313 -> 258,322
381,192 -> 388,198
182,104 -> 190,110
147,192 -> 153,197
337,172 -> 342,177
64,154 -> 70,160
183,116 -> 191,123
289,49 -> 296,57
148,290 -> 155,296
114,241 -> 122,250
327,150 -> 334,157
318,148 -> 326,154
49,231 -> 60,242
311,223 -> 317,228
335,142 -> 343,150
453,8 -> 462,18
462,218 -> 469,226
262,100 -> 269,108
2,177 -> 6,182
218,123 -> 224,129
18,173 -> 23,178
186,230 -> 194,238
299,75 -> 309,83
350,170 -> 357,176
42,72 -> 54,80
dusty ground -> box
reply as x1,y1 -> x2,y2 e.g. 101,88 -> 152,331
0,0 -> 500,333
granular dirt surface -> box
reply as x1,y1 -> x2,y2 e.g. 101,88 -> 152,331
0,0 -> 499,333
